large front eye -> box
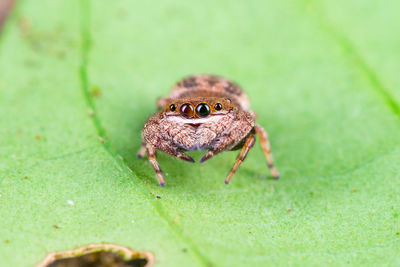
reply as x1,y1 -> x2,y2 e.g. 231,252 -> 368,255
180,104 -> 194,117
196,103 -> 210,117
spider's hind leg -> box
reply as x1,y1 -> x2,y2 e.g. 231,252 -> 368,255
254,125 -> 280,179
137,142 -> 147,158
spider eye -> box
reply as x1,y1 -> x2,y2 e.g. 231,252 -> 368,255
180,104 -> 194,117
214,103 -> 222,111
169,104 -> 176,111
196,103 -> 210,117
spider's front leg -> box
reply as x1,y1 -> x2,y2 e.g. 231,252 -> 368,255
145,144 -> 166,186
139,113 -> 195,186
140,144 -> 194,186
139,142 -> 195,186
200,111 -> 255,184
225,134 -> 256,184
200,134 -> 256,184
137,141 -> 193,163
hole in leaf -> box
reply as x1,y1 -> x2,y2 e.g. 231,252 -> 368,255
36,244 -> 154,267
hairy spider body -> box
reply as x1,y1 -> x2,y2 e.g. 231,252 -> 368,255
138,74 -> 279,186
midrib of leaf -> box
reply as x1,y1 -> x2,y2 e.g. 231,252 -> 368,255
302,0 -> 400,120
78,0 -> 212,266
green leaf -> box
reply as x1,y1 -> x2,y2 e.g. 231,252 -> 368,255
1,0 -> 400,266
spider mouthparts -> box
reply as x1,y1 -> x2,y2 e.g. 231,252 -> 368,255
180,155 -> 195,163
200,152 -> 213,163
159,182 -> 166,187
186,123 -> 201,128
224,180 -> 230,185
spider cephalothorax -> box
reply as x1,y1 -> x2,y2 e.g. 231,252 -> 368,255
138,74 -> 280,186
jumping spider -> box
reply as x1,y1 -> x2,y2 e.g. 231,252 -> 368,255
138,74 -> 280,186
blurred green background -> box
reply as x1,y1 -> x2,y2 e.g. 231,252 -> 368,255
0,0 -> 399,266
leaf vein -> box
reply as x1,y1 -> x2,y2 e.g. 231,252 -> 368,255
304,0 -> 400,120
78,1 -> 212,266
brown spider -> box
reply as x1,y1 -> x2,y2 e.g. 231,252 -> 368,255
137,74 -> 280,186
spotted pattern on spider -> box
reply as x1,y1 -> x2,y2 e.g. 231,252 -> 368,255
137,74 -> 280,186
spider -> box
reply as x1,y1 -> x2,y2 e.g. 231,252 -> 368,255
137,74 -> 280,186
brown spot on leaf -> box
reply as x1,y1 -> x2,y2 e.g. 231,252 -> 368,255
35,244 -> 154,267
91,86 -> 101,98
18,16 -> 32,36
53,225 -> 60,229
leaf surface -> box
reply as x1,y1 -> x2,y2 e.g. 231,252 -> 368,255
1,0 -> 399,266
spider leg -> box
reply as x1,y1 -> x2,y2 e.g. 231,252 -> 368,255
139,140 -> 194,162
146,145 -> 166,186
225,134 -> 256,185
254,125 -> 280,179
142,141 -> 195,186
200,111 -> 254,164
137,142 -> 147,158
